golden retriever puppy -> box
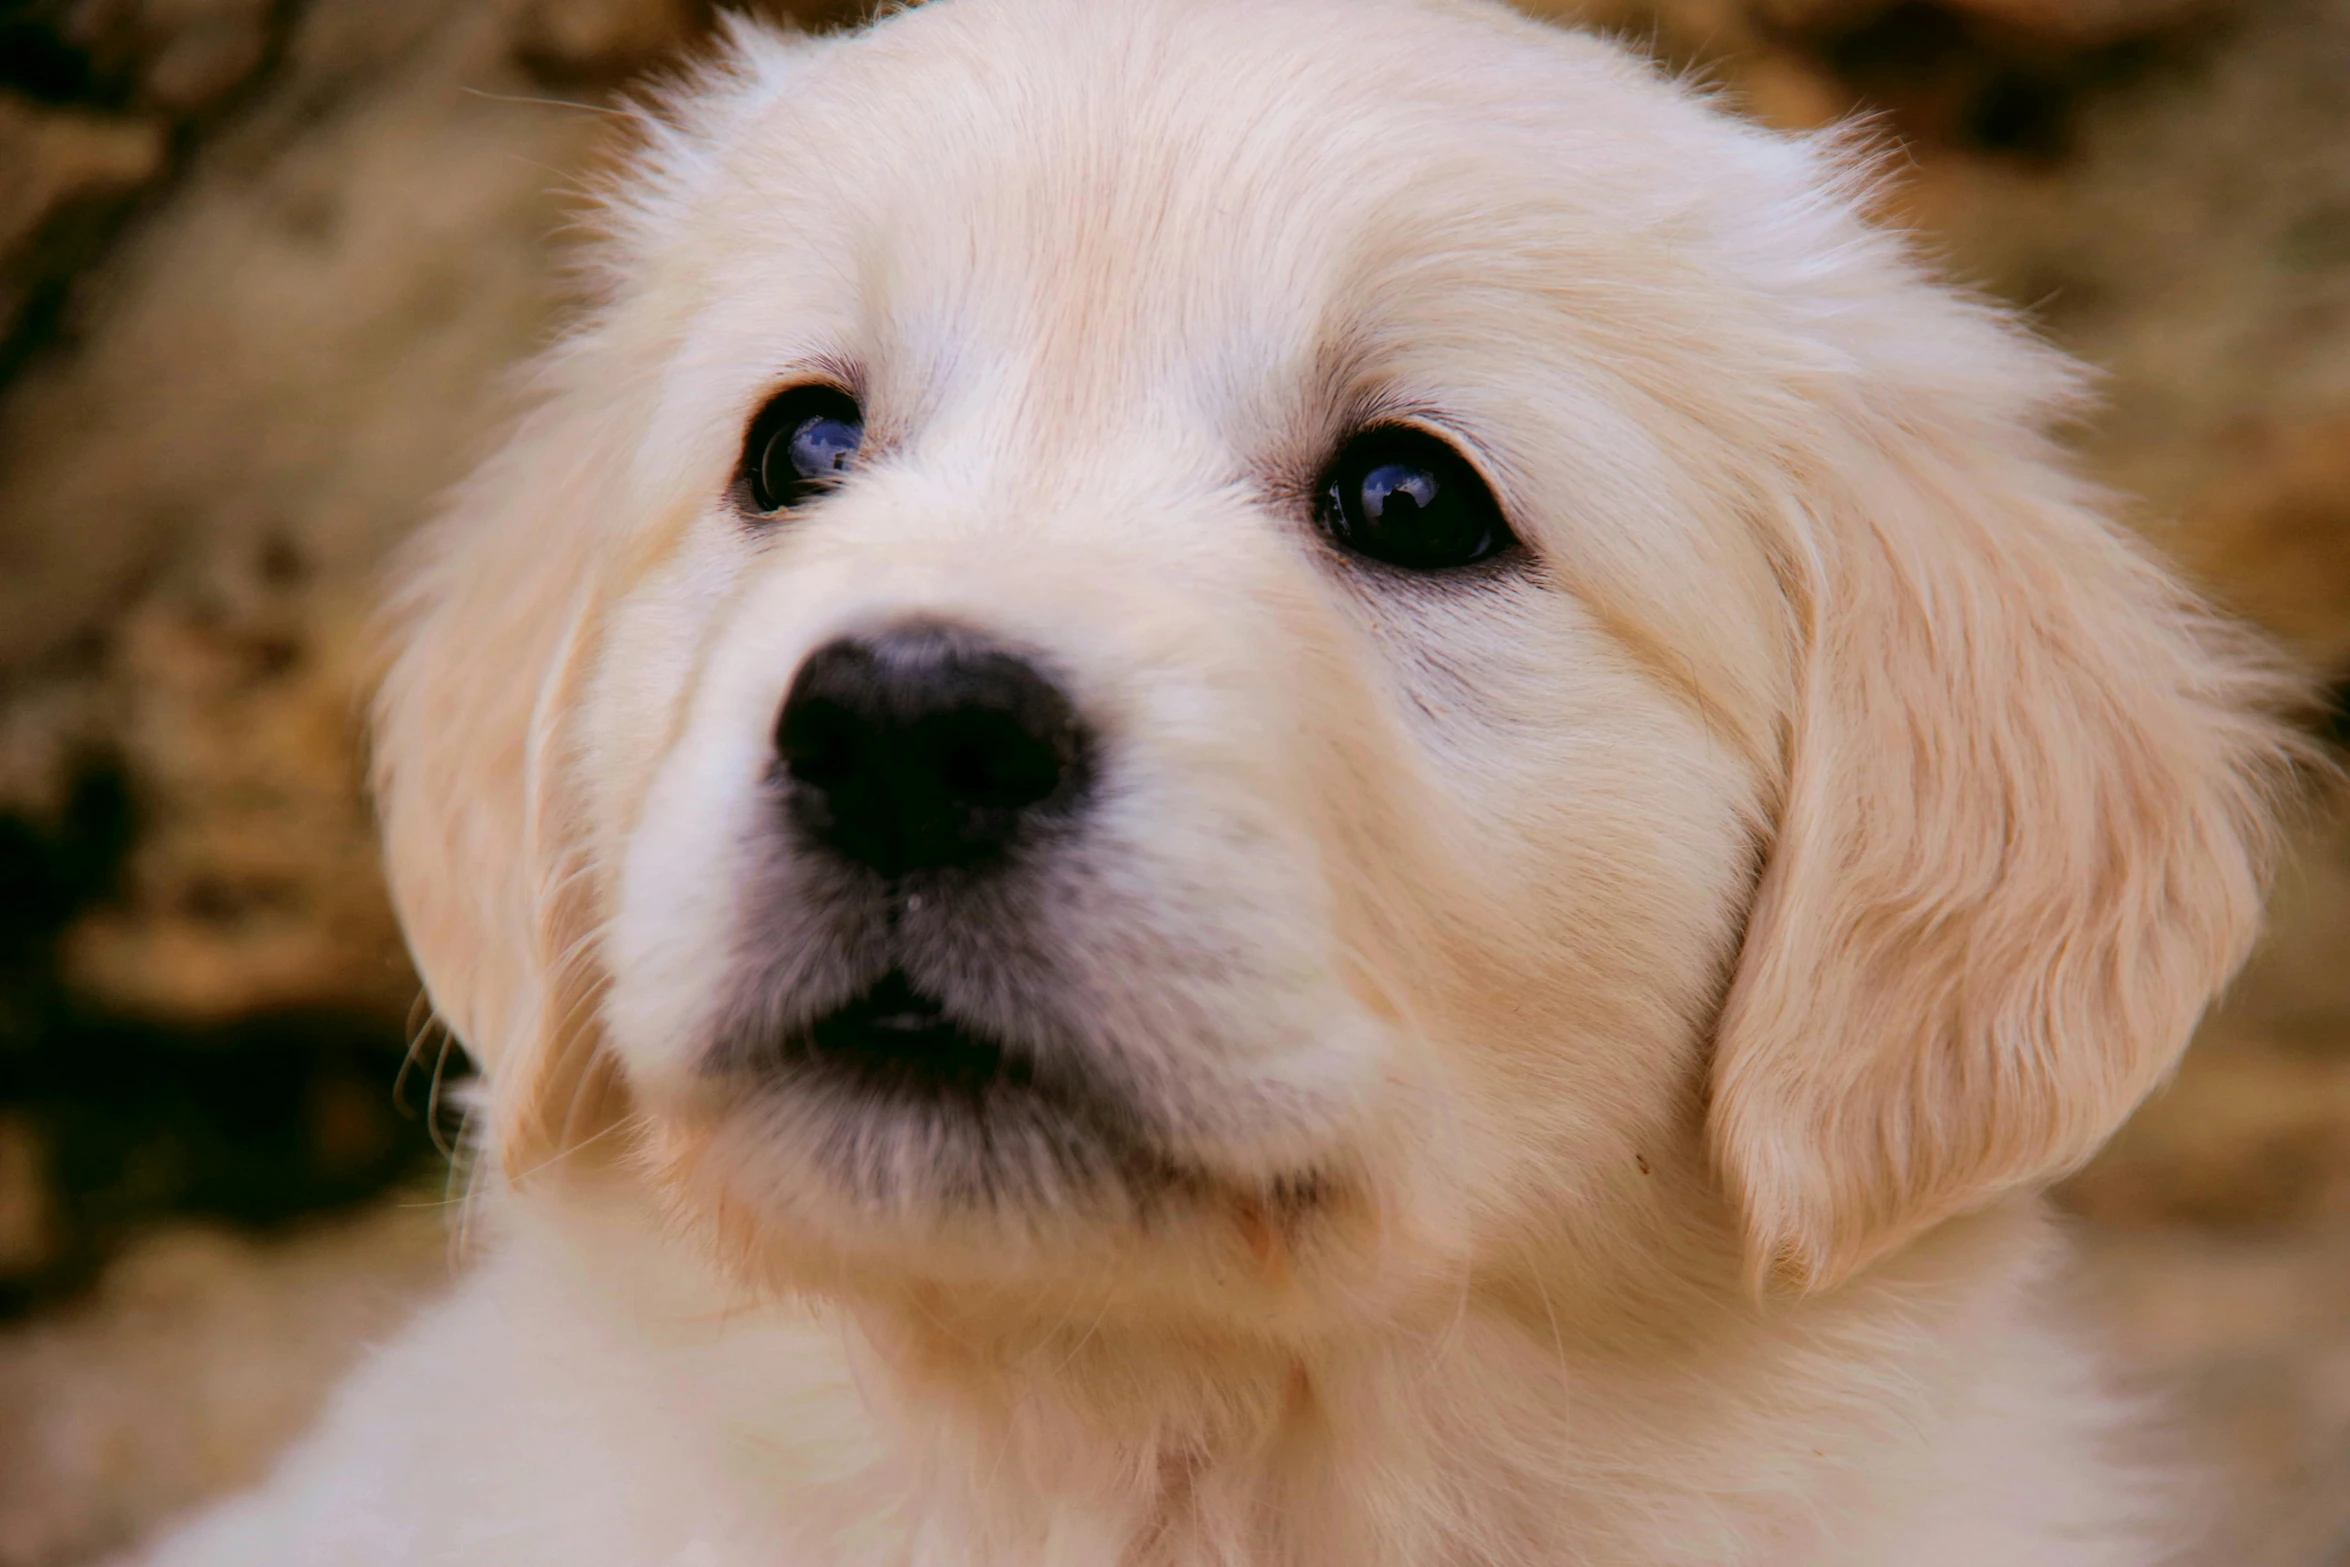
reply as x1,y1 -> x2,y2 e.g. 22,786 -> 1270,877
133,0 -> 2306,1562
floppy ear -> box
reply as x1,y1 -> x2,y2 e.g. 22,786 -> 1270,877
373,392 -> 632,1181
1709,383 -> 2311,1294
370,21 -> 832,1179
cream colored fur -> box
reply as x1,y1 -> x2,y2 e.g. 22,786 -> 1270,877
132,0 -> 2307,1562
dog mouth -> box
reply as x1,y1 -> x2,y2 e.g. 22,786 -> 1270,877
708,964 -> 1172,1208
798,969 -> 1035,1103
696,920 -> 1358,1223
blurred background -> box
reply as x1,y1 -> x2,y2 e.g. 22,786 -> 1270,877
0,0 -> 2344,1560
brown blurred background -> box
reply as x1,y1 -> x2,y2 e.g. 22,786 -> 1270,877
0,0 -> 2345,1561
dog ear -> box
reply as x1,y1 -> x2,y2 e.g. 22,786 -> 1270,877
373,393 -> 631,1182
370,22 -> 835,1180
1708,385 -> 2310,1294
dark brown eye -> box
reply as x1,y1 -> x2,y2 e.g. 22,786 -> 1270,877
1314,426 -> 1514,570
741,385 -> 864,515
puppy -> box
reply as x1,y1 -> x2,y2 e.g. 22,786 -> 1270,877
133,0 -> 2306,1562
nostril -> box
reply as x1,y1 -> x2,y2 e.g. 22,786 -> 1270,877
934,712 -> 1066,811
778,697 -> 861,791
774,619 -> 1093,876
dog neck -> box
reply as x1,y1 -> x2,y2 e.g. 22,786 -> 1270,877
522,1174 -> 2063,1567
850,1294 -> 1571,1565
829,1221 -> 2043,1567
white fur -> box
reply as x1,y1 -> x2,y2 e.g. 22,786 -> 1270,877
131,0 -> 2305,1562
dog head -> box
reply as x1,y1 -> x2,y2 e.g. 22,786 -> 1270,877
376,0 -> 2302,1326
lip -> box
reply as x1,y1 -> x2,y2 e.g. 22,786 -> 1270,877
705,963 -> 1185,1208
798,969 -> 1034,1103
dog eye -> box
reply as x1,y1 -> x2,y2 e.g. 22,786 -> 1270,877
741,385 -> 864,515
1314,426 -> 1515,570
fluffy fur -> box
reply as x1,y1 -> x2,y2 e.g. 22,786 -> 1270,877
133,1 -> 2308,1562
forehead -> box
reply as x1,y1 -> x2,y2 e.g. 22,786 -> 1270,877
662,0 -> 1742,427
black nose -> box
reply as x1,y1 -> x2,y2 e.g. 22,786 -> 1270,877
776,620 -> 1092,877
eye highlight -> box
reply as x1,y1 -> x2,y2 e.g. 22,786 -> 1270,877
740,384 -> 865,515
1314,425 -> 1516,570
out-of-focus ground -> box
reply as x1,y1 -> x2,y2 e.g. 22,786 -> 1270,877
0,0 -> 2345,1561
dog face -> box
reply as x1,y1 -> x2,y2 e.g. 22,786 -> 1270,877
377,0 -> 2298,1326
579,0 -> 1789,1306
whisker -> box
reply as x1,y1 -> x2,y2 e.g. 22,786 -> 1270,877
461,86 -> 638,120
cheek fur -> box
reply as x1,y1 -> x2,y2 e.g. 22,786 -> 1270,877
1297,564 -> 1769,1224
581,525 -> 756,910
